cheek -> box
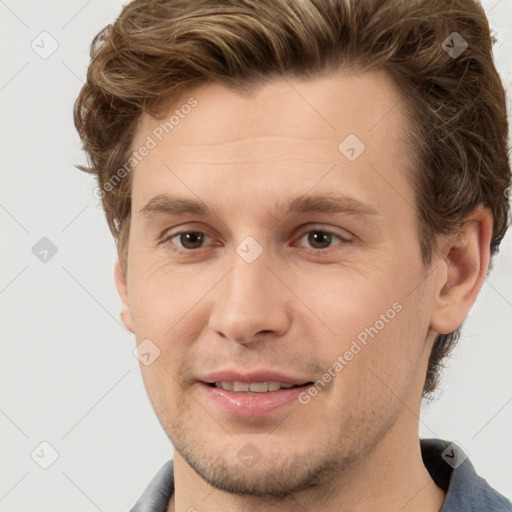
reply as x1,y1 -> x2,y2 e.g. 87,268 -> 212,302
292,261 -> 400,343
297,260 -> 428,391
127,262 -> 195,392
336,291 -> 429,412
128,255 -> 212,336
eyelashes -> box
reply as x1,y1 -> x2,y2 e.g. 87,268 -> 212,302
160,226 -> 352,254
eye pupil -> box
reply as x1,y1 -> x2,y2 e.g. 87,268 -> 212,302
308,231 -> 332,249
181,232 -> 204,249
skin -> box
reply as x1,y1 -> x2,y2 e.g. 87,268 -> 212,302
114,69 -> 492,512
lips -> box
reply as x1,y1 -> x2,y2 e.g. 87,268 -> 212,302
198,370 -> 314,417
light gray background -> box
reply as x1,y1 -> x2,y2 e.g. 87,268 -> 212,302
1,1 -> 511,510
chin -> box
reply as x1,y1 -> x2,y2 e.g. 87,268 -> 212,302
172,426 -> 356,498
184,448 -> 337,497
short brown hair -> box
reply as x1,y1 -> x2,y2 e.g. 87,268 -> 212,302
74,0 -> 511,398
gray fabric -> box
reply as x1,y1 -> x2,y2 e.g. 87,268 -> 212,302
129,439 -> 511,511
130,460 -> 174,512
421,439 -> 511,511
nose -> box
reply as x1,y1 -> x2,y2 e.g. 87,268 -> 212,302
208,248 -> 291,345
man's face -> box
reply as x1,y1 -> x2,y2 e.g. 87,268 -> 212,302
119,70 -> 439,495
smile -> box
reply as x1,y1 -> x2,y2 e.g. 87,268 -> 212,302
212,381 -> 300,392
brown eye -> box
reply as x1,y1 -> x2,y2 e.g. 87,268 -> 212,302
296,229 -> 349,250
179,232 -> 205,249
165,231 -> 213,250
307,231 -> 334,249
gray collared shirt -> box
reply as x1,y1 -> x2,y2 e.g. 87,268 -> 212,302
129,438 -> 511,511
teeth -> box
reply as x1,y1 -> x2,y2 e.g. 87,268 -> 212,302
214,381 -> 297,392
233,381 -> 250,392
249,382 -> 269,392
267,381 -> 281,391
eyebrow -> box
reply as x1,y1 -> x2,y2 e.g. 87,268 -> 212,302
138,193 -> 380,219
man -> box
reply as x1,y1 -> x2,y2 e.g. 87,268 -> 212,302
74,0 -> 511,510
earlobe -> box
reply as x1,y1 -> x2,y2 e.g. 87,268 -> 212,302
114,258 -> 135,334
429,206 -> 493,335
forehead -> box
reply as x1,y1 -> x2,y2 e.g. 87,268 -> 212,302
130,69 -> 414,217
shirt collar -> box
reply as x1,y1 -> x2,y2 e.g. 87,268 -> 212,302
421,438 -> 511,511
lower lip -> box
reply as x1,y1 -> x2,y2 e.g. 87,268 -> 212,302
198,382 -> 310,417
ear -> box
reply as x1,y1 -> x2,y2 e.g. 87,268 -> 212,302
114,258 -> 135,334
430,205 -> 493,335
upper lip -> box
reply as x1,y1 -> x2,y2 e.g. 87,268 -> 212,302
200,370 -> 313,386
